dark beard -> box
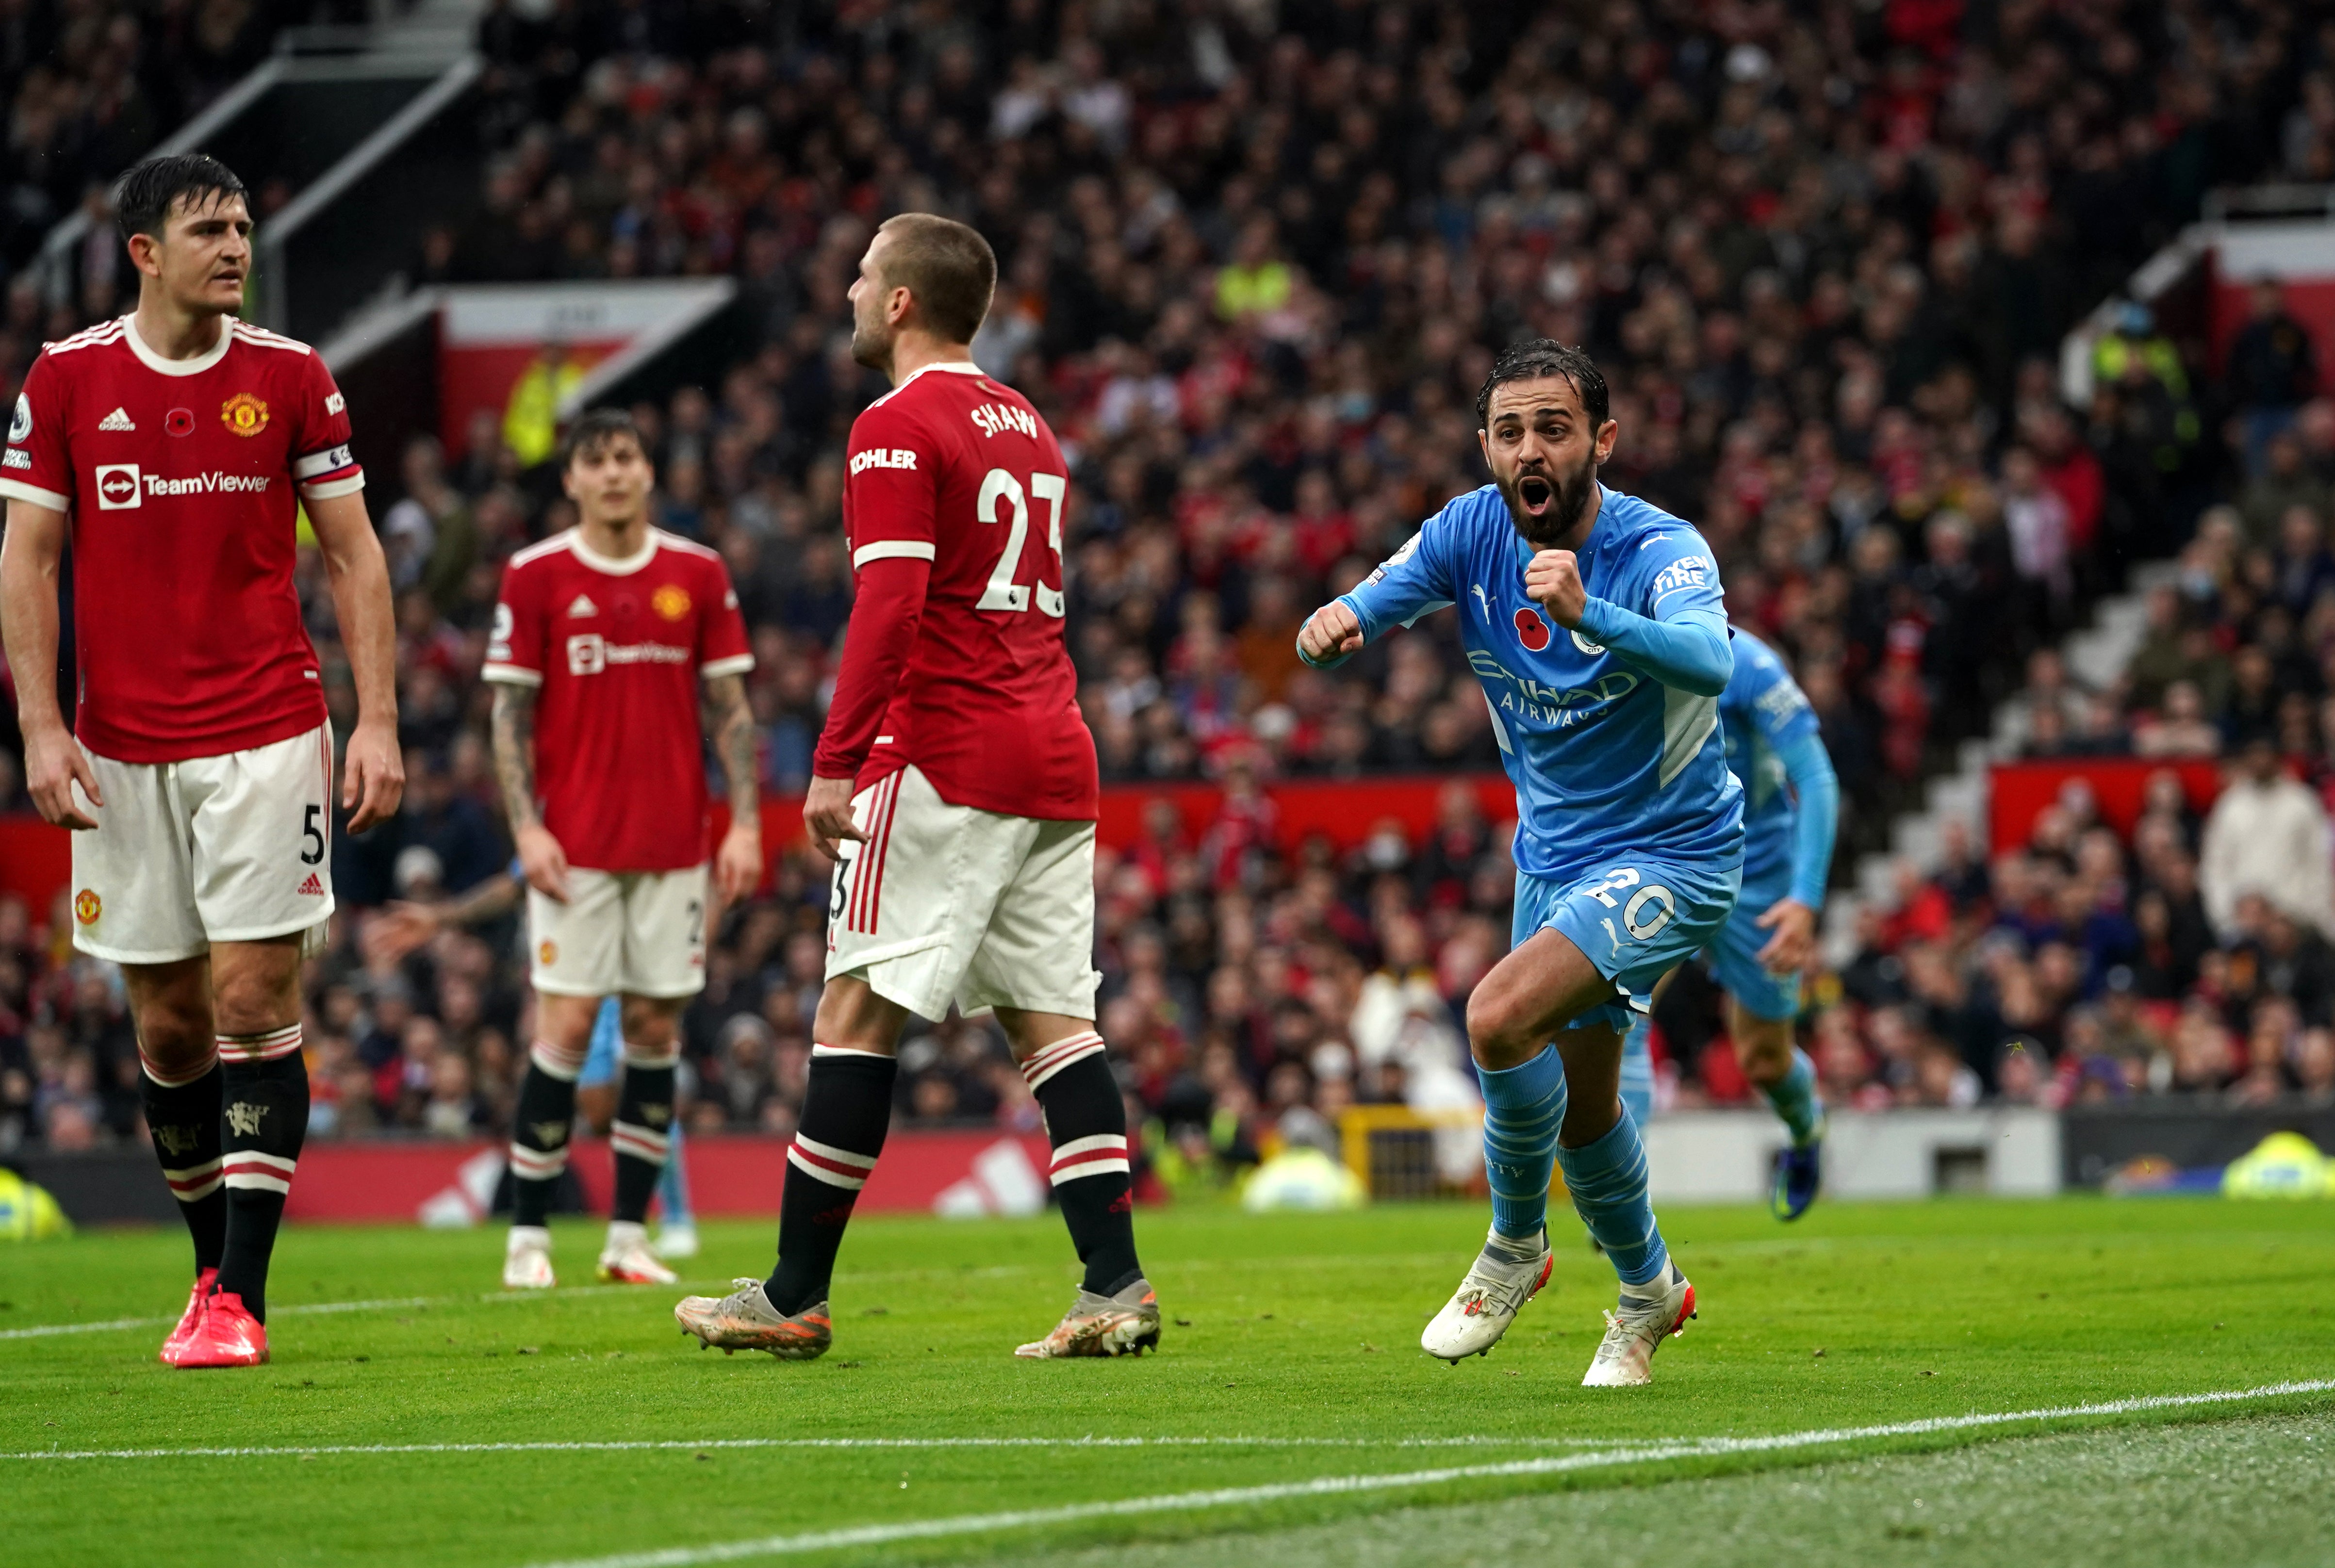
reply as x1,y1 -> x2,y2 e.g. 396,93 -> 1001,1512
1506,458 -> 1598,548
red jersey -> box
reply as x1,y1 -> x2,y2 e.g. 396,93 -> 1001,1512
816,361 -> 1097,820
1,315 -> 362,763
483,528 -> 752,871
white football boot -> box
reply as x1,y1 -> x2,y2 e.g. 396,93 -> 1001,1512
1420,1228 -> 1554,1362
597,1221 -> 679,1285
652,1220 -> 700,1260
502,1225 -> 557,1290
1581,1259 -> 1696,1387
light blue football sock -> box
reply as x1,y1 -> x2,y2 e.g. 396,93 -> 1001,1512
1762,1047 -> 1823,1147
1618,1010 -> 1656,1131
1557,1110 -> 1669,1288
655,1119 -> 693,1225
1477,1045 -> 1567,1243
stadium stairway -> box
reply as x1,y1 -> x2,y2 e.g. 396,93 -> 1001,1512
1828,180 -> 2335,962
18,0 -> 483,334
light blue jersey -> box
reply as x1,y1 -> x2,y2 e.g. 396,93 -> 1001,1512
1334,484 -> 1745,884
1722,630 -> 1828,901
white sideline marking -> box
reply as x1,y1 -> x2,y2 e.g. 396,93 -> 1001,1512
1,1435 -> 1654,1461
510,1380 -> 2335,1568
0,1260 -> 1073,1344
0,1252 -> 1452,1343
0,1285 -> 644,1342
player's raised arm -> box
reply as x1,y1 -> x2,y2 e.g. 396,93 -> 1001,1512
0,497 -> 102,829
1296,516 -> 1458,670
306,489 -> 403,831
1526,531 -> 1732,696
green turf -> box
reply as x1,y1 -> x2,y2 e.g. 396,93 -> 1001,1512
1018,1409 -> 2335,1568
4,1198 -> 2330,1568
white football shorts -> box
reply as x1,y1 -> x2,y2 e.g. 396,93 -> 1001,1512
70,721 -> 336,964
528,864 -> 708,999
825,764 -> 1101,1021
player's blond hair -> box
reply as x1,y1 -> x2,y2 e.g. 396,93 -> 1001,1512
875,213 -> 997,344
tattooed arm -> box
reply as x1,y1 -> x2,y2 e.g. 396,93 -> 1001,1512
702,672 -> 763,905
491,681 -> 571,901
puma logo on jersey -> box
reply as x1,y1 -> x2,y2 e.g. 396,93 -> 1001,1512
850,447 -> 918,474
969,402 -> 1039,440
99,407 -> 135,431
567,594 -> 598,618
1470,585 -> 1492,621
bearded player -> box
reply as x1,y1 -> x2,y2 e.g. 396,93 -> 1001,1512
1619,627 -> 1837,1219
0,153 -> 403,1368
1298,341 -> 1741,1387
483,408 -> 759,1290
675,214 -> 1159,1361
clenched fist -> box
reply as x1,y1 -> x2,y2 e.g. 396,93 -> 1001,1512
1524,550 -> 1588,628
1297,600 -> 1365,666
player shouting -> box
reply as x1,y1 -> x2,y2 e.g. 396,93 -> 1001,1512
0,153 -> 403,1368
674,214 -> 1159,1361
1298,341 -> 1742,1388
482,408 -> 759,1290
1620,628 -> 1838,1219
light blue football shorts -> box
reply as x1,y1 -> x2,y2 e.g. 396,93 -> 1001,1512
1513,852 -> 1742,1035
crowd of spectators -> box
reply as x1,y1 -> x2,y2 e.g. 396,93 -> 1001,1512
1837,744 -> 2335,1116
0,0 -> 372,286
9,0 -> 2335,1165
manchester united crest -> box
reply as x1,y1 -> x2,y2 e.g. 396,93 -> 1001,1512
221,392 -> 269,437
74,888 -> 100,924
652,584 -> 691,621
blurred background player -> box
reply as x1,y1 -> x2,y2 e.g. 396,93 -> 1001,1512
1298,341 -> 1741,1388
674,214 -> 1158,1362
378,888 -> 698,1258
1622,629 -> 1839,1220
576,995 -> 697,1258
0,153 -> 403,1367
481,408 -> 758,1290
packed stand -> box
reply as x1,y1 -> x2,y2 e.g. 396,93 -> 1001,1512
1824,745 -> 2335,1113
0,0 -> 375,323
8,0 -> 2335,1157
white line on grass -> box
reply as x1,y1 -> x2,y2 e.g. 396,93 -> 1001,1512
0,1253 -> 1457,1343
0,1261 -> 1073,1343
1,1435 -> 1659,1461
507,1379 -> 2335,1568
0,1282 -> 699,1342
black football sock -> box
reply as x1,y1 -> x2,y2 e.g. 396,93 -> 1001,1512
215,1026 -> 309,1323
609,1044 -> 677,1225
141,1051 -> 226,1274
1022,1030 -> 1144,1296
509,1040 -> 584,1228
765,1046 -> 896,1315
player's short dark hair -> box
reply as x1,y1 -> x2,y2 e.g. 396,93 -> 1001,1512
560,407 -> 647,469
113,153 -> 248,244
1475,339 -> 1610,431
876,213 -> 997,343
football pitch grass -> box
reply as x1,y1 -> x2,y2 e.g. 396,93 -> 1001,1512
4,1198 -> 2330,1568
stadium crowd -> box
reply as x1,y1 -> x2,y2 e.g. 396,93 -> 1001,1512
7,0 -> 2335,1167
0,0 -> 374,283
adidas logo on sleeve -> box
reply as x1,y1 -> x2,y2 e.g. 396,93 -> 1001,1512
99,407 -> 135,431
